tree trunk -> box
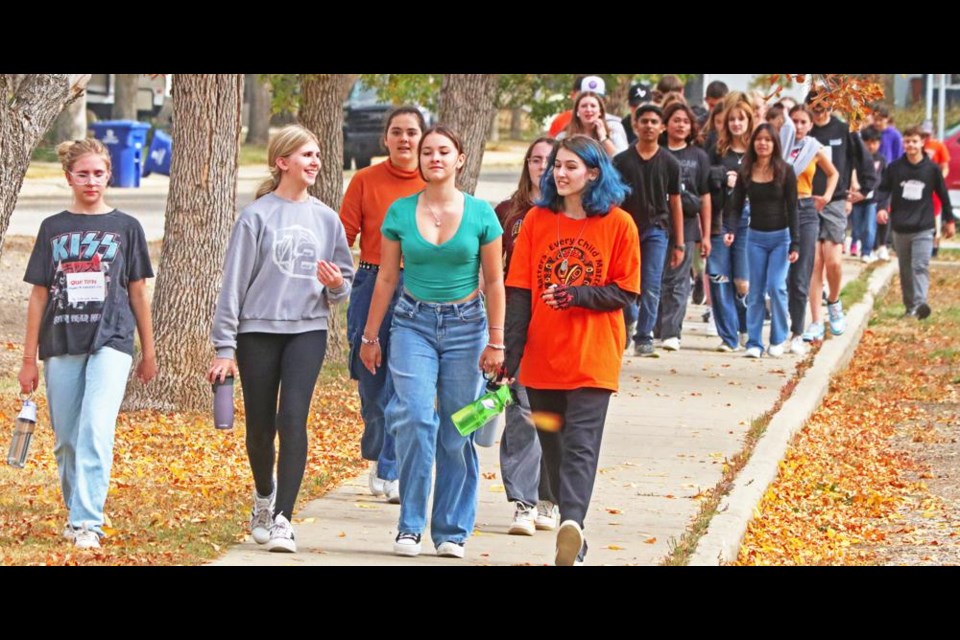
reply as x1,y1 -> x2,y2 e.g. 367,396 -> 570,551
488,108 -> 500,142
0,74 -> 87,260
438,74 -> 500,194
246,74 -> 272,145
297,73 -> 355,364
112,74 -> 139,120
510,107 -> 523,140
124,74 -> 243,412
54,90 -> 88,143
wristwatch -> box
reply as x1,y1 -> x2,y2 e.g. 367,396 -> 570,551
674,244 -> 685,251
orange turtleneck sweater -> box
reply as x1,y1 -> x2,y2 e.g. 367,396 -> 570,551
339,159 -> 425,265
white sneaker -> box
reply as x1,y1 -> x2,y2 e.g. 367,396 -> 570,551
394,532 -> 421,557
265,514 -> 296,553
789,336 -> 809,356
767,343 -> 785,358
661,337 -> 681,352
368,461 -> 385,497
861,253 -> 877,264
508,502 -> 537,536
250,487 -> 276,545
436,541 -> 466,558
877,246 -> 890,261
555,520 -> 584,566
383,479 -> 400,504
716,342 -> 742,353
744,347 -> 762,358
535,501 -> 559,531
74,527 -> 101,550
63,523 -> 77,541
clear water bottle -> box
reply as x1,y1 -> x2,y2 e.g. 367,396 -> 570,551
212,375 -> 235,430
7,397 -> 38,468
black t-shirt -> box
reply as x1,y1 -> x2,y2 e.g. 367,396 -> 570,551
810,115 -> 876,201
727,173 -> 800,252
708,148 -> 747,235
24,210 -> 153,360
668,144 -> 711,243
613,146 -> 681,233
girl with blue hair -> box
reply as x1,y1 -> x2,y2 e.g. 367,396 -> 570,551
502,135 -> 641,565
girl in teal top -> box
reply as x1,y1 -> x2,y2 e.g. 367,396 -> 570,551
359,125 -> 505,560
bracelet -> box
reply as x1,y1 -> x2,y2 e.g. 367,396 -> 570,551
485,343 -> 506,351
674,244 -> 686,251
599,137 -> 610,143
360,335 -> 380,346
22,356 -> 36,362
488,326 -> 504,331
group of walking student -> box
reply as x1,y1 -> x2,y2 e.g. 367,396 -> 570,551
17,75 -> 955,565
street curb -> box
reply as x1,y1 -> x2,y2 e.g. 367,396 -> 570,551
688,260 -> 898,566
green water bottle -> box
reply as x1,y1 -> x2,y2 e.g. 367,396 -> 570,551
452,383 -> 513,438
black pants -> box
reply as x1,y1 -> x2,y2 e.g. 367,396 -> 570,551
525,387 -> 612,530
236,331 -> 327,520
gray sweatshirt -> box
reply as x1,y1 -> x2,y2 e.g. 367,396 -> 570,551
212,192 -> 356,359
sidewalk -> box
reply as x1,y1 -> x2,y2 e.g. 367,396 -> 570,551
212,259 -> 866,566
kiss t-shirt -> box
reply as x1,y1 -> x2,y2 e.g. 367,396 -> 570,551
24,210 -> 153,360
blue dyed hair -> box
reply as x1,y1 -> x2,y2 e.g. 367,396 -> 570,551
535,135 -> 630,217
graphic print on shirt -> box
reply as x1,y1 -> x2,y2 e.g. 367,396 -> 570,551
273,225 -> 320,279
537,237 -> 604,288
901,180 -> 925,201
49,231 -> 120,317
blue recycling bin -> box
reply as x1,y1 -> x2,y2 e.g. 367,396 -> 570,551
143,129 -> 172,177
88,120 -> 151,188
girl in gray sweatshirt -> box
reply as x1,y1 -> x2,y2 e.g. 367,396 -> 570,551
208,125 -> 355,553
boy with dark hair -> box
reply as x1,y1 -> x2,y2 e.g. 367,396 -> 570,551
614,103 -> 684,357
872,104 -> 904,165
849,125 -> 886,263
804,88 -> 877,338
877,125 -> 956,319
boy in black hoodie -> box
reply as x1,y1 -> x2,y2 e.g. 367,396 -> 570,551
877,125 -> 956,319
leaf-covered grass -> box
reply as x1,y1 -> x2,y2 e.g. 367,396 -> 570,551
0,372 -> 364,566
736,267 -> 960,564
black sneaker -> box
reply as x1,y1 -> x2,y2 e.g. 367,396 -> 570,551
692,276 -> 705,305
394,532 -> 421,557
917,303 -> 932,320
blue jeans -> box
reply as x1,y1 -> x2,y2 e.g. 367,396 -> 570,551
746,228 -> 791,351
707,234 -> 740,349
788,198 -> 820,336
385,292 -> 486,547
347,268 -> 401,481
733,216 -> 751,333
44,347 -> 132,535
851,201 -> 877,258
625,226 -> 669,345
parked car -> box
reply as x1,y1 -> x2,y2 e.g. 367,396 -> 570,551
944,123 -> 960,191
342,80 -> 431,170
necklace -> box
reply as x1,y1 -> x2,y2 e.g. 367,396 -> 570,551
557,213 -> 589,276
422,198 -> 444,227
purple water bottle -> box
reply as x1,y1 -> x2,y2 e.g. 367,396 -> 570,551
212,375 -> 235,430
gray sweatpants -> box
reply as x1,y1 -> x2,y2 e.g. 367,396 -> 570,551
656,240 -> 696,341
893,229 -> 935,312
499,382 -> 549,507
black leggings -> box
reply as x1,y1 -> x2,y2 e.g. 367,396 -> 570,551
236,331 -> 327,520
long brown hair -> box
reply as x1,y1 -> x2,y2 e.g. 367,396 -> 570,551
717,92 -> 755,157
502,137 -> 558,233
740,124 -> 788,189
564,91 -> 608,141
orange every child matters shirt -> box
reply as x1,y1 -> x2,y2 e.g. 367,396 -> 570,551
505,205 -> 640,392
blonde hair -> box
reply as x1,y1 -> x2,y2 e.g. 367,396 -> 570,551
255,124 -> 320,199
56,138 -> 112,173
